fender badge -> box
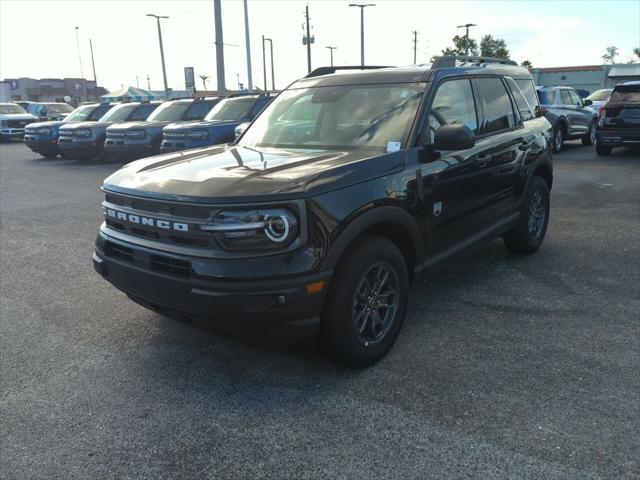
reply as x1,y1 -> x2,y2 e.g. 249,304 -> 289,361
433,201 -> 443,217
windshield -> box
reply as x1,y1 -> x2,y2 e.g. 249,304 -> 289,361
65,106 -> 98,121
146,102 -> 191,122
0,104 -> 27,114
610,85 -> 640,104
587,89 -> 612,101
537,90 -> 556,105
45,103 -> 74,113
205,99 -> 254,121
239,83 -> 424,151
99,105 -> 136,122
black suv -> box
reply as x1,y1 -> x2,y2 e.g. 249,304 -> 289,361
93,57 -> 553,367
58,101 -> 161,161
103,97 -> 220,163
160,94 -> 273,153
596,81 -> 640,155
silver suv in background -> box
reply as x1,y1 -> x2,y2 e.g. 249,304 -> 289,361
536,86 -> 597,153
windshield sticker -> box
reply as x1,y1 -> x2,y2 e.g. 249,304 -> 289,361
386,141 -> 401,153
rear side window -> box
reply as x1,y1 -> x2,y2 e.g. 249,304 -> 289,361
185,101 -> 215,120
475,77 -> 515,134
568,90 -> 582,106
515,79 -> 538,109
560,90 -> 573,105
537,90 -> 555,105
130,104 -> 157,121
506,77 -> 535,121
428,79 -> 478,142
88,104 -> 112,120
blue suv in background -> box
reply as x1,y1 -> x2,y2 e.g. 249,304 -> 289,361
103,97 -> 220,163
23,103 -> 115,158
160,94 -> 273,152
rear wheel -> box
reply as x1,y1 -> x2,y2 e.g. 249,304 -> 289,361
320,235 -> 409,367
552,124 -> 565,153
596,142 -> 612,156
503,175 -> 550,254
582,119 -> 597,146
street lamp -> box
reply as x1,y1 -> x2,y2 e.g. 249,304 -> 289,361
456,23 -> 477,56
325,46 -> 337,67
349,3 -> 375,67
146,13 -> 170,96
74,27 -> 84,79
262,36 -> 275,91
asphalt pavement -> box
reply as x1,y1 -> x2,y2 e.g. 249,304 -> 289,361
1,141 -> 638,479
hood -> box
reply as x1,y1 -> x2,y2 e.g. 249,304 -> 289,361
25,120 -> 68,129
107,120 -> 170,131
0,113 -> 39,121
103,145 -> 405,203
60,121 -> 112,131
165,119 -> 238,131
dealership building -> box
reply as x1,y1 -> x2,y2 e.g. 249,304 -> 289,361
0,77 -> 108,104
530,63 -> 640,94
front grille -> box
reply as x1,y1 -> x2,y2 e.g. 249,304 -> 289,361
6,120 -> 30,128
150,255 -> 191,277
106,131 -> 126,138
105,194 -> 209,219
164,131 -> 186,139
104,241 -> 134,262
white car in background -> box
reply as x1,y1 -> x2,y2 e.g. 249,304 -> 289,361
585,88 -> 613,113
0,103 -> 39,141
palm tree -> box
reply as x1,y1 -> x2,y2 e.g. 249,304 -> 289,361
601,46 -> 619,64
199,75 -> 209,90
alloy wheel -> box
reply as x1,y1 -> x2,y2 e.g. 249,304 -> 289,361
528,189 -> 547,239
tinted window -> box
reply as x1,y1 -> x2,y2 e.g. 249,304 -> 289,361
185,101 -> 215,120
130,104 -> 158,121
610,84 -> 640,104
506,78 -> 535,121
99,105 -> 136,122
476,78 -> 515,133
205,99 -> 256,121
88,105 -> 112,120
537,90 -> 556,105
515,79 -> 538,109
568,90 -> 582,106
560,90 -> 573,105
428,79 -> 478,141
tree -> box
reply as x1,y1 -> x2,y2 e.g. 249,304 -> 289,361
480,34 -> 510,59
601,46 -> 619,64
199,75 -> 209,90
441,34 -> 478,56
633,47 -> 640,62
521,60 -> 533,69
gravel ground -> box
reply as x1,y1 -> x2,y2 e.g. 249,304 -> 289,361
1,141 -> 638,479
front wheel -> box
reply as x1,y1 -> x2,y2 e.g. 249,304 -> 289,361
582,120 -> 597,146
320,235 -> 409,367
503,175 -> 550,254
552,125 -> 565,153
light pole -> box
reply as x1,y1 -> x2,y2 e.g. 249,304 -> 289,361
213,0 -> 226,95
262,36 -> 275,91
89,38 -> 97,82
242,0 -> 253,91
74,27 -> 84,78
412,31 -> 417,64
456,23 -> 477,55
325,46 -> 337,67
146,14 -> 170,96
349,4 -> 375,67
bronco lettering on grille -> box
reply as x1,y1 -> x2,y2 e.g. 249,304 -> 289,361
106,209 -> 188,232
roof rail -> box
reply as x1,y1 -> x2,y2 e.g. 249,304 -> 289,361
304,65 -> 394,79
432,55 -> 518,68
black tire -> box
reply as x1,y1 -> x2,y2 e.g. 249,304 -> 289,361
596,142 -> 612,156
582,120 -> 597,146
320,235 -> 409,367
552,124 -> 565,153
503,175 -> 550,255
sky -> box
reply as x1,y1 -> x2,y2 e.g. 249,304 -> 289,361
1,0 -> 639,92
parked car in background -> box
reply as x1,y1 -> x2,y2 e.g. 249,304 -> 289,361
160,95 -> 273,153
58,101 -> 161,161
0,103 -> 39,141
103,97 -> 220,163
536,86 -> 597,153
596,81 -> 640,155
586,88 -> 613,113
93,58 -> 553,366
24,103 -> 115,158
25,102 -> 74,121
14,101 -> 29,110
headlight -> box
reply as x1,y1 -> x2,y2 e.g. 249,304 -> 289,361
36,127 -> 51,135
200,208 -> 299,251
127,129 -> 146,139
187,130 -> 209,140
75,129 -> 91,137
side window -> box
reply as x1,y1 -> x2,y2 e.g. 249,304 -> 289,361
561,90 -> 573,105
88,105 -> 111,120
506,77 -> 535,121
185,101 -> 212,120
129,104 -> 156,121
251,97 -> 272,118
475,77 -> 515,134
569,90 -> 582,106
515,79 -> 539,109
428,79 -> 478,142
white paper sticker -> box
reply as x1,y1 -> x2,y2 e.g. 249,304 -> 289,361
386,141 -> 401,153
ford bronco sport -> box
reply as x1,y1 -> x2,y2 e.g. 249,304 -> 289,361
94,57 -> 553,367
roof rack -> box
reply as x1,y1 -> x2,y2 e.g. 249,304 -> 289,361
304,65 -> 394,79
432,55 -> 518,69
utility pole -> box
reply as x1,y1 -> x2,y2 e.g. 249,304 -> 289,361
326,46 -> 337,67
262,35 -> 267,91
412,30 -> 417,64
146,14 -> 170,96
146,75 -> 151,90
349,4 -> 375,68
457,23 -> 477,55
74,27 -> 84,78
305,5 -> 312,73
89,38 -> 97,82
136,75 -> 140,88
242,0 -> 253,91
213,0 -> 226,95
266,38 -> 275,90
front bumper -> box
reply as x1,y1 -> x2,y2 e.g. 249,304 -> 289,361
58,137 -> 99,159
93,231 -> 331,331
596,129 -> 640,147
103,139 -> 157,162
23,135 -> 59,155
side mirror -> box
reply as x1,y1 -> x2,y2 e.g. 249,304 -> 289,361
40,109 -> 48,117
433,124 -> 475,151
234,122 -> 250,141
583,99 -> 593,106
